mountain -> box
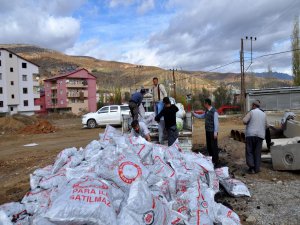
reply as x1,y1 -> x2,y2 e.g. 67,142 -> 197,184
0,44 -> 293,93
254,72 -> 293,80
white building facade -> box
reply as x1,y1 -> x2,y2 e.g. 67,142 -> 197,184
0,48 -> 40,115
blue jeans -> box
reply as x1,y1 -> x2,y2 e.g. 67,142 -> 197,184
155,101 -> 165,143
155,101 -> 164,115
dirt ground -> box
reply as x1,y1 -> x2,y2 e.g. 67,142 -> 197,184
0,115 -> 299,225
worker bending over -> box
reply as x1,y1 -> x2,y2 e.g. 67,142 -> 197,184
131,120 -> 151,142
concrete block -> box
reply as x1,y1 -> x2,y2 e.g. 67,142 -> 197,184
284,120 -> 300,138
271,143 -> 300,170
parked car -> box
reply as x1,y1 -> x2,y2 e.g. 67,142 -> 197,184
82,105 -> 130,128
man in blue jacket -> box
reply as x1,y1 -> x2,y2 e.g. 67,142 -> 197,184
129,89 -> 146,120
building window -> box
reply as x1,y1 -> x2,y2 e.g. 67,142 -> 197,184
11,81 -> 14,85
60,100 -> 63,105
22,75 -> 27,81
10,67 -> 13,72
0,73 -> 2,80
11,94 -> 14,99
0,101 -> 3,107
0,60 -> 1,66
24,100 -> 28,106
22,63 -> 27,68
9,53 -> 12,58
23,88 -> 28,94
10,107 -> 13,111
0,87 -> 2,94
60,90 -> 63,95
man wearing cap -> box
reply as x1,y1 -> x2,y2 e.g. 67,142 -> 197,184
129,89 -> 146,120
243,100 -> 267,174
155,97 -> 179,146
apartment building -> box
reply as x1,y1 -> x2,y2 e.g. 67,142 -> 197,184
44,68 -> 97,114
0,48 -> 40,116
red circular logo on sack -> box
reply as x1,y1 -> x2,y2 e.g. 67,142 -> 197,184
201,200 -> 208,208
118,161 -> 142,184
143,210 -> 155,225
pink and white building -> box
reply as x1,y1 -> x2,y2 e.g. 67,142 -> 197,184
44,68 -> 97,114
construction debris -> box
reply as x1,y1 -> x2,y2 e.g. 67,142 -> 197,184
0,116 -> 57,135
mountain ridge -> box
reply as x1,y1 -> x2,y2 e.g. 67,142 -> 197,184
0,44 -> 292,92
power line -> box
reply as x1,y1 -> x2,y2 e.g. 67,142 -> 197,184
252,48 -> 300,60
255,0 -> 298,37
174,48 -> 300,82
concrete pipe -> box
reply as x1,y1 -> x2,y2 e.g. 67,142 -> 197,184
235,130 -> 241,141
231,130 -> 236,139
241,132 -> 246,143
262,137 -> 300,150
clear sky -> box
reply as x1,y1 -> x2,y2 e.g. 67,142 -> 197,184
0,0 -> 299,75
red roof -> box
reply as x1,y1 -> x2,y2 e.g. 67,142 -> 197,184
44,68 -> 97,81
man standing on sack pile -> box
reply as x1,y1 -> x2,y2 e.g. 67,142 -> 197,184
155,97 -> 179,146
192,98 -> 220,167
129,89 -> 146,120
152,77 -> 168,144
242,100 -> 267,174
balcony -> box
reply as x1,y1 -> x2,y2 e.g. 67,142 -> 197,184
66,81 -> 88,88
67,91 -> 88,98
51,95 -> 57,99
33,92 -> 40,98
51,86 -> 57,90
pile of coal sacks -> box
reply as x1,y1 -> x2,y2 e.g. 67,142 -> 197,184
0,125 -> 250,225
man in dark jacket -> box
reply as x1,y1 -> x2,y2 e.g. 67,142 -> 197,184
192,98 -> 219,166
155,97 -> 179,146
129,89 -> 146,120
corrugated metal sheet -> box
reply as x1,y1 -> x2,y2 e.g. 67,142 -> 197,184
246,87 -> 300,111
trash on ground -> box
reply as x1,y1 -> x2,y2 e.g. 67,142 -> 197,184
23,143 -> 39,147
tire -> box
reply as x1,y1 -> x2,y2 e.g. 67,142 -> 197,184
87,119 -> 97,129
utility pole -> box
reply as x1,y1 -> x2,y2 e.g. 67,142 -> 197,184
240,38 -> 245,113
246,36 -> 257,64
240,36 -> 257,113
133,68 -> 136,91
172,68 -> 176,99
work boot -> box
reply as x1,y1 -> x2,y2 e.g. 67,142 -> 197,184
247,168 -> 255,174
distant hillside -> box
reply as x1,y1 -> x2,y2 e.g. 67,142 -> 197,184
254,72 -> 293,80
0,44 -> 293,94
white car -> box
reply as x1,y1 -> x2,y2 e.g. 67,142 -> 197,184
82,105 -> 130,128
